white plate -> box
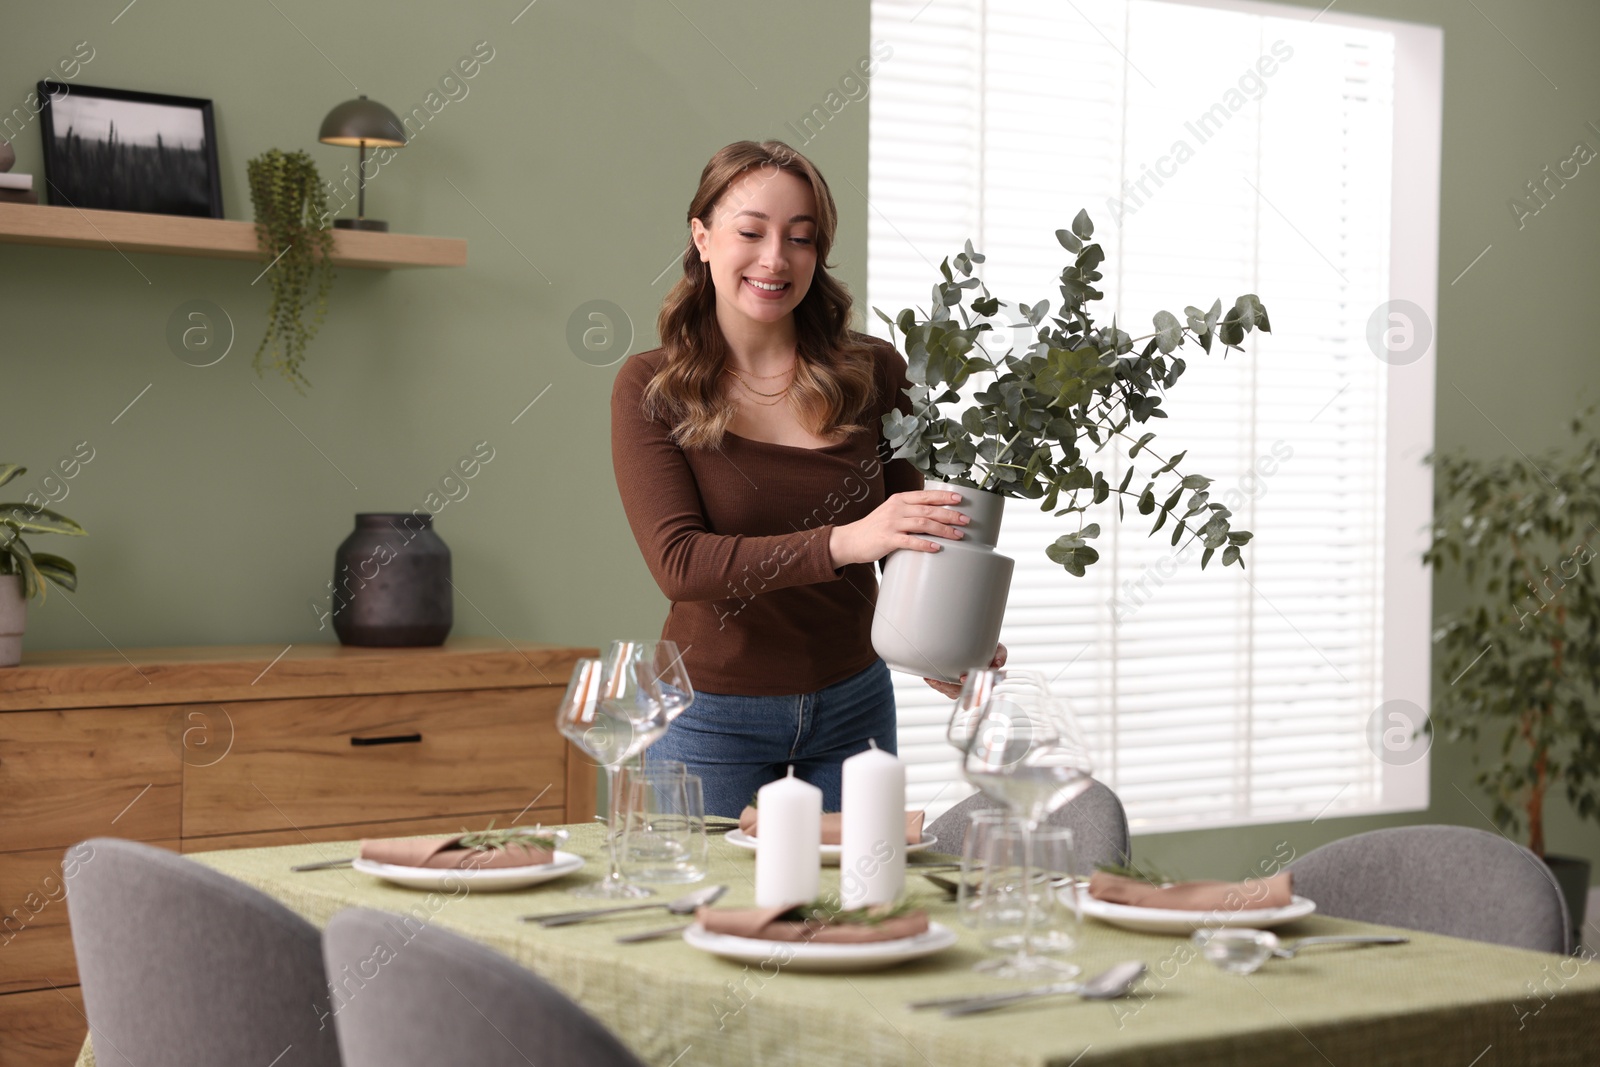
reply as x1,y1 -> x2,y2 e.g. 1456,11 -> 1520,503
682,920 -> 958,972
723,829 -> 938,866
351,851 -> 585,892
1075,892 -> 1317,934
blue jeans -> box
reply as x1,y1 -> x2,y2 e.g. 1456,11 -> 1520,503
645,659 -> 897,817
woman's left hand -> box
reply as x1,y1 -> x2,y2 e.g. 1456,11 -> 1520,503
922,643 -> 1008,700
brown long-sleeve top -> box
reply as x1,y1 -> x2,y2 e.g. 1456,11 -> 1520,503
610,335 -> 921,695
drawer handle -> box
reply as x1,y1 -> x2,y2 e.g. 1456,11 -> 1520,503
350,733 -> 423,747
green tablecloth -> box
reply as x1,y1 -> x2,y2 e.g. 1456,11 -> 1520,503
77,823 -> 1600,1067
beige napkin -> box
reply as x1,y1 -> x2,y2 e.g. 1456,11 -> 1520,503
695,904 -> 930,943
1087,870 -> 1294,911
359,834 -> 553,870
737,806 -> 926,846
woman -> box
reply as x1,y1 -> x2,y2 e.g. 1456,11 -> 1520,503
610,140 -> 1003,816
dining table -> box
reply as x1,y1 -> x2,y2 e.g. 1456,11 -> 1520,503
74,821 -> 1600,1067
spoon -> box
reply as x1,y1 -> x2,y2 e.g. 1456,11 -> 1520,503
524,884 -> 727,927
909,961 -> 1147,1016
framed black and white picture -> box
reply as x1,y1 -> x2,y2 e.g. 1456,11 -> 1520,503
36,81 -> 222,217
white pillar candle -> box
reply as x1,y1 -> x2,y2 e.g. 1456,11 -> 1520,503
754,767 -> 822,908
838,741 -> 906,909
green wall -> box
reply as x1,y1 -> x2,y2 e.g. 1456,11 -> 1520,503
3,2 -> 1598,885
0,0 -> 873,655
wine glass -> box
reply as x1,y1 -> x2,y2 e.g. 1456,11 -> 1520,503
555,655 -> 667,899
604,639 -> 695,733
960,685 -> 1094,978
948,668 -> 1052,752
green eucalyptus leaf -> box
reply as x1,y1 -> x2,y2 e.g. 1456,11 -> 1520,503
1152,310 -> 1183,355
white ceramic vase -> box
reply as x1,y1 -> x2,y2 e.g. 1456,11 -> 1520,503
871,479 -> 1014,683
0,573 -> 26,668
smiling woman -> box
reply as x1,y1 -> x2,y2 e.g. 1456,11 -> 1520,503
610,140 -> 1004,816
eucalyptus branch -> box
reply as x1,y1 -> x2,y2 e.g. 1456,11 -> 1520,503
877,213 -> 1270,577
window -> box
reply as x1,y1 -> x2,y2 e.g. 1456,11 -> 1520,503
868,0 -> 1441,832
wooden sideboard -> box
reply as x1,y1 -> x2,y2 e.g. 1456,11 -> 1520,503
0,638 -> 595,1066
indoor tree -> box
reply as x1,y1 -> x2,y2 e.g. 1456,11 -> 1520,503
1425,410 -> 1600,858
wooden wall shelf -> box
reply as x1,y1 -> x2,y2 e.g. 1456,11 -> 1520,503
0,202 -> 466,270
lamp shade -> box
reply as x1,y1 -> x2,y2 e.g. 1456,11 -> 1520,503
317,95 -> 406,148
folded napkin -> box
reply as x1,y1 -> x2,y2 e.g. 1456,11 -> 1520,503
695,904 -> 929,943
359,834 -> 554,870
1087,870 -> 1293,912
737,807 -> 925,846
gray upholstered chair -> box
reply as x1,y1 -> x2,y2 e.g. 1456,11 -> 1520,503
1286,825 -> 1571,954
927,777 -> 1132,872
322,907 -> 646,1067
65,837 -> 341,1067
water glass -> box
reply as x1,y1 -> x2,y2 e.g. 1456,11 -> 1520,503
975,824 -> 1081,976
957,808 -> 1018,928
619,762 -> 708,884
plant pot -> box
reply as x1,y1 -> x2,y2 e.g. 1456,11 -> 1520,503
330,513 -> 453,647
1544,853 -> 1591,944
0,573 -> 25,667
872,479 -> 1014,683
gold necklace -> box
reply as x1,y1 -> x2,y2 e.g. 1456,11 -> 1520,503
736,361 -> 797,380
724,366 -> 793,399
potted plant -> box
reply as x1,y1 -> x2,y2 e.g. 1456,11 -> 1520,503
871,209 -> 1270,681
0,463 -> 87,667
247,148 -> 337,394
1425,411 -> 1600,934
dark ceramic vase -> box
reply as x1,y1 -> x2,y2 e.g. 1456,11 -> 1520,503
330,513 -> 453,647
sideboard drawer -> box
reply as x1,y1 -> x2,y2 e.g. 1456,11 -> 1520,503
0,707 -> 183,853
183,688 -> 565,837
0,841 -> 178,995
0,985 -> 86,1067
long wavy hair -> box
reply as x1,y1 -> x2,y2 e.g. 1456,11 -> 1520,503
643,140 -> 878,450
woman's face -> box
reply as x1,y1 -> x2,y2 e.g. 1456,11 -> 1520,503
691,167 -> 819,331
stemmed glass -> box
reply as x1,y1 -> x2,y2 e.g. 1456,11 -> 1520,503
556,643 -> 694,902
948,668 -> 1053,752
606,639 -> 694,728
555,641 -> 694,899
959,681 -> 1094,978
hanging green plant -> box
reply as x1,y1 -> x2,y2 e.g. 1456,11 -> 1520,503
247,148 -> 336,394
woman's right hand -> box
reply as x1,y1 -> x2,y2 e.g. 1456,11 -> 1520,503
828,490 -> 970,567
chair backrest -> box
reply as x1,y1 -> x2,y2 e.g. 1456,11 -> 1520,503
322,907 -> 646,1067
1286,825 -> 1571,954
65,838 -> 341,1067
926,777 -> 1131,872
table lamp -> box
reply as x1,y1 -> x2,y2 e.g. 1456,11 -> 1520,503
317,94 -> 406,231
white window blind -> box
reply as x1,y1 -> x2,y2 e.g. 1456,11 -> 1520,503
868,0 -> 1439,831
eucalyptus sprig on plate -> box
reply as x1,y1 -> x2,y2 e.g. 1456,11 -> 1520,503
454,821 -> 562,854
1092,860 -> 1180,887
788,896 -> 919,927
